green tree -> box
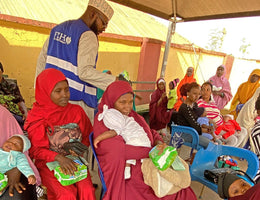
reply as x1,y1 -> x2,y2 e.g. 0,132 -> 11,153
239,37 -> 251,58
206,28 -> 227,51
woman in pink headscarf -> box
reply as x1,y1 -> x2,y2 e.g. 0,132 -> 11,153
209,65 -> 233,110
93,81 -> 197,200
149,78 -> 173,131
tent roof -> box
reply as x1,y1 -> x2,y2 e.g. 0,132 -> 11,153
0,0 -> 190,44
109,0 -> 260,21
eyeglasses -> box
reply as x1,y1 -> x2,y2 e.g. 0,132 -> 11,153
97,13 -> 108,27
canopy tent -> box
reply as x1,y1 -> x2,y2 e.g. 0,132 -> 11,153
109,0 -> 260,77
108,0 -> 260,21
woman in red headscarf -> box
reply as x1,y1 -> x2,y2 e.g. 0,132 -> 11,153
149,78 -> 173,131
93,80 -> 197,200
174,67 -> 197,111
24,68 -> 95,200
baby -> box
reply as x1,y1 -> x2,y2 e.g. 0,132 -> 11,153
0,134 -> 36,194
215,114 -> 241,146
94,105 -> 151,179
195,107 -> 221,144
167,78 -> 179,110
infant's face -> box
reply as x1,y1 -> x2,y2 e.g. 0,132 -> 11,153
223,116 -> 232,122
169,82 -> 173,90
2,136 -> 23,152
228,179 -> 251,197
202,111 -> 207,117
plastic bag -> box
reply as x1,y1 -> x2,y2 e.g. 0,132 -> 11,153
0,173 -> 8,192
149,145 -> 177,171
54,159 -> 88,186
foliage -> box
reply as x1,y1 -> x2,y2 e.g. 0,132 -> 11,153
206,28 -> 227,51
239,37 -> 251,58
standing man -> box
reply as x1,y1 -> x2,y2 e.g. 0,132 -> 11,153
35,0 -> 116,124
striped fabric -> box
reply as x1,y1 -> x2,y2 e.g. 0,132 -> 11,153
197,99 -> 223,127
252,121 -> 260,182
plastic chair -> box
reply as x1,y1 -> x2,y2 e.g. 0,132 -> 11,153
190,142 -> 259,198
170,125 -> 203,157
89,132 -> 107,200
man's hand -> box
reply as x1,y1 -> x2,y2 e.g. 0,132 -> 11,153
5,168 -> 25,197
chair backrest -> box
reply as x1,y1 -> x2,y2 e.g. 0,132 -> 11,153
171,125 -> 200,154
205,142 -> 259,177
190,142 -> 259,191
89,132 -> 107,199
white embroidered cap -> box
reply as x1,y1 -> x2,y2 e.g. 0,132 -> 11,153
88,0 -> 114,20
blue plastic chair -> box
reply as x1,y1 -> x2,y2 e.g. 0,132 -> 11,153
89,132 -> 107,200
190,142 -> 259,198
170,125 -> 203,157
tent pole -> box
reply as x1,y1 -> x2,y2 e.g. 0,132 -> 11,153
160,0 -> 177,78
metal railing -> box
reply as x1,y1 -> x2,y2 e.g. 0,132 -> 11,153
131,81 -> 156,93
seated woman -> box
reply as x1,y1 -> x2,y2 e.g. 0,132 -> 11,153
218,172 -> 260,200
0,105 -> 40,199
149,78 -> 173,131
230,69 -> 260,119
93,81 -> 197,200
24,69 -> 95,200
251,95 -> 260,182
174,82 -> 211,148
237,87 -> 260,149
0,62 -> 28,130
197,82 -> 247,147
209,65 -> 233,110
173,67 -> 197,112
197,81 -> 223,127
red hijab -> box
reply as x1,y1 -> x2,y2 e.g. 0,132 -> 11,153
24,69 -> 91,143
93,81 -> 155,144
150,78 -> 166,105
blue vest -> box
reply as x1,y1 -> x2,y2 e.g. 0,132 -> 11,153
45,19 -> 97,108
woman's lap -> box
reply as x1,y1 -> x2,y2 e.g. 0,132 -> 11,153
98,136 -> 196,200
39,165 -> 95,200
182,133 -> 210,148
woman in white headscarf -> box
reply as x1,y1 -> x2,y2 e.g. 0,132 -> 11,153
236,87 -> 260,149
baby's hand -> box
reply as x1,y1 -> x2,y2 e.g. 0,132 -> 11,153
28,175 -> 36,185
93,138 -> 100,148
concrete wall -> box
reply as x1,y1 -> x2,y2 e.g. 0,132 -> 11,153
1,15 -> 259,110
